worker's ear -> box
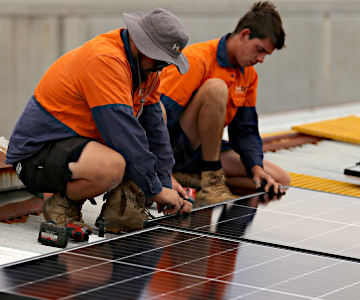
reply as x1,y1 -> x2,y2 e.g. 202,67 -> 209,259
238,28 -> 251,41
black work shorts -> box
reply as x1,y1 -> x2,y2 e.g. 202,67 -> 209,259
14,137 -> 92,194
170,122 -> 232,173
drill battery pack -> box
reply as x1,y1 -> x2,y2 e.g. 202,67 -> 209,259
38,221 -> 69,248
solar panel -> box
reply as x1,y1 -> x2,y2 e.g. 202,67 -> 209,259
1,187 -> 360,299
146,187 -> 360,260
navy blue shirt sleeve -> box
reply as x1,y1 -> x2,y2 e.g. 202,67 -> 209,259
228,106 -> 263,177
139,102 -> 174,189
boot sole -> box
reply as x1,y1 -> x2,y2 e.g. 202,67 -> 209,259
96,221 -> 139,234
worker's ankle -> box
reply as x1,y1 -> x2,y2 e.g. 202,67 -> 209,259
201,160 -> 222,172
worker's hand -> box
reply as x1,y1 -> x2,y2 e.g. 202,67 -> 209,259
153,187 -> 192,215
171,175 -> 189,200
251,165 -> 285,195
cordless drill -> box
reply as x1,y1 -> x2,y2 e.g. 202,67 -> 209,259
65,223 -> 91,242
38,221 -> 91,248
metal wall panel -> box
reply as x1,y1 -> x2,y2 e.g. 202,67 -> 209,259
1,0 -> 360,139
256,15 -> 325,112
331,14 -> 360,104
0,16 -> 61,139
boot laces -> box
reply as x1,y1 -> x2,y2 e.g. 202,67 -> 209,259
143,207 -> 155,219
64,198 -> 84,221
124,180 -> 155,219
209,172 -> 231,195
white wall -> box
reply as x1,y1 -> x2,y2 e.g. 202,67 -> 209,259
1,0 -> 360,138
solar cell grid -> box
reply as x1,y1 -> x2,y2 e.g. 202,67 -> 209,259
2,187 -> 360,299
146,187 -> 360,260
3,227 -> 360,299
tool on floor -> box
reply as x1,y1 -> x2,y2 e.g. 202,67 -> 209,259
96,217 -> 108,237
38,220 -> 69,248
38,221 -> 91,248
65,223 -> 91,242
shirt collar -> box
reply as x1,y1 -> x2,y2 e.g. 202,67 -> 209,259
217,33 -> 244,74
121,29 -> 136,76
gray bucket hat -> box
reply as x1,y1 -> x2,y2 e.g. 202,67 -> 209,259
123,7 -> 189,74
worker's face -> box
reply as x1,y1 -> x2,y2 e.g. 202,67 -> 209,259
138,53 -> 170,76
232,30 -> 275,68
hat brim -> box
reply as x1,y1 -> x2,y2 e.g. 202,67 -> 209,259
123,12 -> 189,74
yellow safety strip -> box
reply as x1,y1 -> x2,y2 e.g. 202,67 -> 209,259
289,172 -> 360,198
292,115 -> 360,145
260,130 -> 296,139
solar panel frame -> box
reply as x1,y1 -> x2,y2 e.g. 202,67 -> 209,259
2,187 -> 360,299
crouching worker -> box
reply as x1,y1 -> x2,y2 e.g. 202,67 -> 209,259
5,7 -> 192,233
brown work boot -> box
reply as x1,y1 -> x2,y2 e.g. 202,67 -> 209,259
172,172 -> 201,189
195,169 -> 235,208
42,193 -> 92,232
96,179 -> 154,234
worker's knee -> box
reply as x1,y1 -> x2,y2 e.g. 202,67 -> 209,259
193,78 -> 228,111
81,142 -> 126,190
263,159 -> 291,187
199,78 -> 228,107
101,153 -> 126,190
279,170 -> 291,187
203,78 -> 228,92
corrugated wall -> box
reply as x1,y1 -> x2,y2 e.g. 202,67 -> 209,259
1,0 -> 360,138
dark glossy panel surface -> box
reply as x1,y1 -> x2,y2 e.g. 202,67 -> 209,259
70,227 -> 200,263
2,227 -> 360,299
4,262 -> 156,299
3,187 -> 360,300
0,253 -> 106,290
69,269 -> 260,300
145,187 -> 360,258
